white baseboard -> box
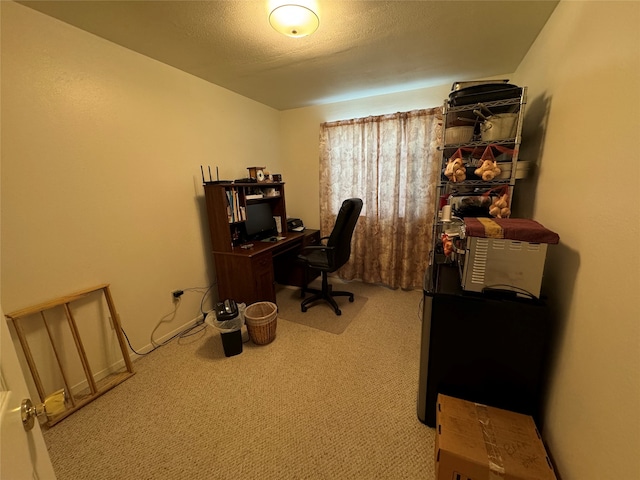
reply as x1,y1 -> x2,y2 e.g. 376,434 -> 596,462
130,313 -> 206,359
67,314 -> 205,396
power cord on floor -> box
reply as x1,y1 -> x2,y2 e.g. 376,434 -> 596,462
150,297 -> 183,348
121,326 -> 149,356
121,283 -> 216,356
178,321 -> 207,338
121,298 -> 185,356
183,283 -> 216,318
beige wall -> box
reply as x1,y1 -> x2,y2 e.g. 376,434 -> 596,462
1,1 -> 282,375
2,0 -> 639,478
511,1 -> 639,478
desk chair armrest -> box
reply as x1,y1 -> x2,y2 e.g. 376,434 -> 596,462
300,244 -> 334,255
300,236 -> 331,255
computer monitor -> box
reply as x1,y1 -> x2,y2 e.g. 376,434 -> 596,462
245,202 -> 278,241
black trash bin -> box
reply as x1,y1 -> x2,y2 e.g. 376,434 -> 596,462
214,299 -> 243,357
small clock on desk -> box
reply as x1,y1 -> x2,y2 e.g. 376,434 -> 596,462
247,166 -> 267,183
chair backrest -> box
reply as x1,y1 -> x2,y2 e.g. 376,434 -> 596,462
326,198 -> 363,270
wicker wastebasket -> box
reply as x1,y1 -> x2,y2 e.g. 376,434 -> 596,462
244,301 -> 277,345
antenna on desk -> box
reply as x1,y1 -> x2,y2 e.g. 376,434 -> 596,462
202,165 -> 230,184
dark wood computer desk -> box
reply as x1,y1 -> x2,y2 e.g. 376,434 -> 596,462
213,229 -> 320,305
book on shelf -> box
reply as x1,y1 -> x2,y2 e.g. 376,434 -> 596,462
225,189 -> 244,223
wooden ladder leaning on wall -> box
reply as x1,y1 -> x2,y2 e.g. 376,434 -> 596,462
5,284 -> 134,427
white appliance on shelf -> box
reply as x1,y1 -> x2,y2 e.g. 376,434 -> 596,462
460,236 -> 548,298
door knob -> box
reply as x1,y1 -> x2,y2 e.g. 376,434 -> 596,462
21,389 -> 67,431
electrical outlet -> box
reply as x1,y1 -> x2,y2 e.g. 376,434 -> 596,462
171,290 -> 184,301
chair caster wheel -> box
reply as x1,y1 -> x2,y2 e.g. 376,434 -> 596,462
349,296 -> 354,302
301,306 -> 307,312
336,309 -> 342,316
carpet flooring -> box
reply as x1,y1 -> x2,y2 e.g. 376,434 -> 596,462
275,279 -> 368,334
43,281 -> 435,480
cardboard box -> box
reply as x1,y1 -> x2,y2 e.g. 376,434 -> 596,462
435,394 -> 557,480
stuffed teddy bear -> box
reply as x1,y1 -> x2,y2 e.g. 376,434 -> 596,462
489,193 -> 511,218
474,159 -> 502,181
441,233 -> 454,256
444,157 -> 466,183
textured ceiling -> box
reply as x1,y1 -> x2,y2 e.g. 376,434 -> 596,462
18,1 -> 558,110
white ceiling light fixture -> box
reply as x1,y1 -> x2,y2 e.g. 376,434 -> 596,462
269,4 -> 319,38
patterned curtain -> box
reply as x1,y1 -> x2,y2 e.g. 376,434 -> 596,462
319,108 -> 443,289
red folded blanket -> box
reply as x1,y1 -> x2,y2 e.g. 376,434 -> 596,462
464,217 -> 560,244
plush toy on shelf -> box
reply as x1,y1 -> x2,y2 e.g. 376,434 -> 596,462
489,193 -> 511,218
474,159 -> 502,181
441,233 -> 454,256
444,157 -> 466,182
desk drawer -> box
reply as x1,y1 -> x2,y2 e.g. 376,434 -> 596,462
274,230 -> 321,288
253,254 -> 272,271
214,252 -> 275,305
303,230 -> 321,247
251,253 -> 276,303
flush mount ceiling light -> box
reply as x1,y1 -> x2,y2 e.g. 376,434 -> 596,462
269,4 -> 319,38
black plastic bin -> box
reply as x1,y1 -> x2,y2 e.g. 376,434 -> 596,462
214,299 -> 243,357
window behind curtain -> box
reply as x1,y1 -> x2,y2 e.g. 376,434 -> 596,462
319,108 -> 443,289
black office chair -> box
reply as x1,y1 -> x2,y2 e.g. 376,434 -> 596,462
298,198 -> 363,316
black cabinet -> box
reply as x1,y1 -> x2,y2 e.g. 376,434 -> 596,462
417,264 -> 551,428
